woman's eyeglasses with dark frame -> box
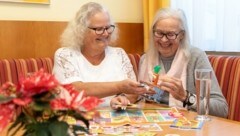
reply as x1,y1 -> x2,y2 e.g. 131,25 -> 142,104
153,30 -> 184,40
88,25 -> 115,35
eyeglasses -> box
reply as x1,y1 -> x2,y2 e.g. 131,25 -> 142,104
153,30 -> 183,40
88,25 -> 115,35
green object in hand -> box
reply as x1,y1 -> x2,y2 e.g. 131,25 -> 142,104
153,65 -> 161,74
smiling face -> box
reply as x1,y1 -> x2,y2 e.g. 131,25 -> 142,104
82,11 -> 112,54
153,17 -> 184,58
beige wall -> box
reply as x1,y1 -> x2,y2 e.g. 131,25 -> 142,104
0,0 -> 144,59
0,0 -> 143,23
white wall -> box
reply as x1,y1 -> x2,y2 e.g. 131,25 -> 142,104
0,0 -> 143,22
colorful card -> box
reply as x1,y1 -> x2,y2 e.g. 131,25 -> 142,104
127,110 -> 147,122
90,123 -> 162,135
95,108 -> 180,125
143,110 -> 165,122
170,118 -> 204,130
111,110 -> 131,123
157,110 -> 177,121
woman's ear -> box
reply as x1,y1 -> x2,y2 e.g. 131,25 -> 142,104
179,30 -> 185,40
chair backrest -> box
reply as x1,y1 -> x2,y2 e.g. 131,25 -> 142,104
127,53 -> 141,80
0,58 -> 53,85
208,55 -> 240,121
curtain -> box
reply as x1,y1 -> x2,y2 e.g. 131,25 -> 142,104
143,0 -> 170,52
171,0 -> 240,52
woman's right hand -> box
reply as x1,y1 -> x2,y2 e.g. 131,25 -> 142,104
120,79 -> 155,95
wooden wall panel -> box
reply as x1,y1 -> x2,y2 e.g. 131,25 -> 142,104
115,23 -> 144,54
0,21 -> 143,59
0,21 -> 67,59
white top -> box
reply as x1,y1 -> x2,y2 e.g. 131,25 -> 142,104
52,46 -> 136,107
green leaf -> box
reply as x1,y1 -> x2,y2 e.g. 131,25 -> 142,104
0,95 -> 14,104
32,91 -> 55,102
8,113 -> 27,135
24,122 -> 51,136
48,121 -> 69,136
71,112 -> 89,128
8,122 -> 24,136
35,128 -> 50,136
32,101 -> 51,111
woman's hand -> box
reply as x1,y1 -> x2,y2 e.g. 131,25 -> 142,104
120,79 -> 156,95
110,95 -> 130,110
159,75 -> 187,101
141,76 -> 187,102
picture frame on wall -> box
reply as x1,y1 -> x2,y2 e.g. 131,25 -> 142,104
0,0 -> 50,4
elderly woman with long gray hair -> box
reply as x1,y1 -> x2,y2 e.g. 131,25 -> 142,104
139,8 -> 228,118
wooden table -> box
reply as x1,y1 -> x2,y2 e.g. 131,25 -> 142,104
144,103 -> 240,136
1,103 -> 240,136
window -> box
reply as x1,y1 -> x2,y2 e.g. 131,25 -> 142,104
171,0 -> 240,52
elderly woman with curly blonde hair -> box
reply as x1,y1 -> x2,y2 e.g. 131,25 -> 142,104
53,2 -> 151,108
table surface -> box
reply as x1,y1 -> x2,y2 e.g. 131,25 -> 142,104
145,103 -> 240,136
1,103 -> 240,136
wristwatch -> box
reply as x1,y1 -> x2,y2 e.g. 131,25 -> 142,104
183,90 -> 196,107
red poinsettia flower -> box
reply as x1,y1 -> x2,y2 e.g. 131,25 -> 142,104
0,82 -> 33,132
18,69 -> 59,97
0,82 -> 17,97
50,85 -> 103,111
81,97 -> 103,111
0,69 -> 102,135
0,104 -> 15,132
13,97 -> 32,106
0,82 -> 33,105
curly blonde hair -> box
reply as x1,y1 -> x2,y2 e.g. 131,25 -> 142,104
60,2 -> 118,48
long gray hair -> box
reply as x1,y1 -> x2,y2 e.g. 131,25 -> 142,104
139,8 -> 191,81
60,2 -> 118,48
146,8 -> 191,67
